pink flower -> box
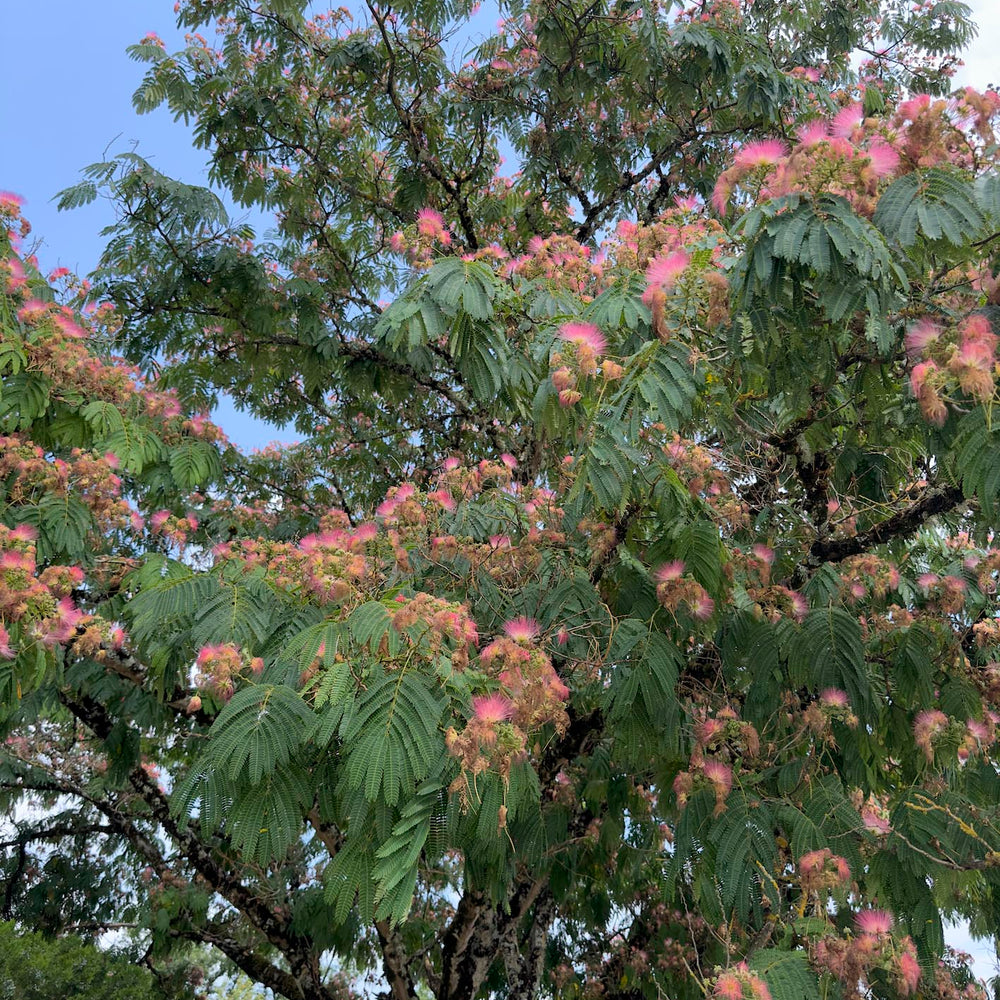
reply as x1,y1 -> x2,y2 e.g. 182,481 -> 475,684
150,510 -> 172,533
644,251 -> 690,290
854,909 -> 893,936
558,321 -> 606,354
702,759 -> 733,796
654,560 -> 685,582
503,617 -> 540,642
689,591 -> 715,620
831,103 -> 863,138
732,139 -> 788,170
914,709 -> 949,760
472,693 -> 514,724
713,973 -> 742,1000
17,299 -> 49,323
10,523 -> 37,542
961,313 -> 996,347
904,317 -> 940,357
711,175 -> 734,215
787,591 -> 809,620
0,191 -> 24,214
427,489 -> 456,512
52,313 -> 86,339
552,367 -> 575,391
751,544 -> 774,564
955,337 -> 994,371
0,625 -> 14,660
353,522 -> 379,543
866,139 -> 899,177
897,945 -> 921,995
500,453 -> 517,469
42,597 -> 85,645
967,718 -> 991,743
416,207 -> 447,240
797,119 -> 830,146
861,805 -> 891,835
820,688 -> 849,708
898,94 -> 932,121
909,359 -> 939,398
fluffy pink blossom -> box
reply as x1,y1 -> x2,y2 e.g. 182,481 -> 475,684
711,176 -> 734,215
558,321 -> 606,354
0,625 -> 14,660
472,693 -> 514,724
503,617 -> 540,642
17,299 -> 49,323
904,317 -> 940,357
427,489 -> 456,512
961,313 -> 996,348
689,591 -> 715,620
819,688 -> 849,708
732,139 -> 788,169
0,191 -> 24,214
854,909 -> 893,936
866,139 -> 899,177
797,119 -> 830,146
644,251 -> 690,290
416,207 -> 451,245
914,709 -> 949,759
713,973 -> 742,1000
751,544 -> 774,564
830,103 -> 863,138
150,510 -> 172,532
898,93 -> 932,121
654,560 -> 685,582
897,947 -> 921,995
42,597 -> 85,645
702,759 -> 733,796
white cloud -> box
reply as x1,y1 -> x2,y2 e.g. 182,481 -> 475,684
954,0 -> 1000,89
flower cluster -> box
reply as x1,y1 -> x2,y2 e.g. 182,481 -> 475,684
192,642 -> 263,703
550,321 -> 621,406
447,616 -> 570,791
909,313 -> 998,425
713,89 -> 1000,221
812,911 -> 921,998
387,207 -> 453,264
653,560 -> 715,621
710,962 -> 772,1000
798,848 -> 852,896
389,592 -> 480,670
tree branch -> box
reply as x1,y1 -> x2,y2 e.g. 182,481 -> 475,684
807,483 -> 966,565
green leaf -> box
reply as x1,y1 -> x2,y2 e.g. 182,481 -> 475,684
373,776 -> 443,924
748,949 -> 822,1000
168,437 -> 222,487
202,684 -> 313,784
343,672 -> 444,806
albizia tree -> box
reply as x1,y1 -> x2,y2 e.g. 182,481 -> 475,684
4,0 -> 1000,997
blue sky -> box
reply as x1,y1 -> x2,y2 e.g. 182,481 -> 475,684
2,5 -> 1000,973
